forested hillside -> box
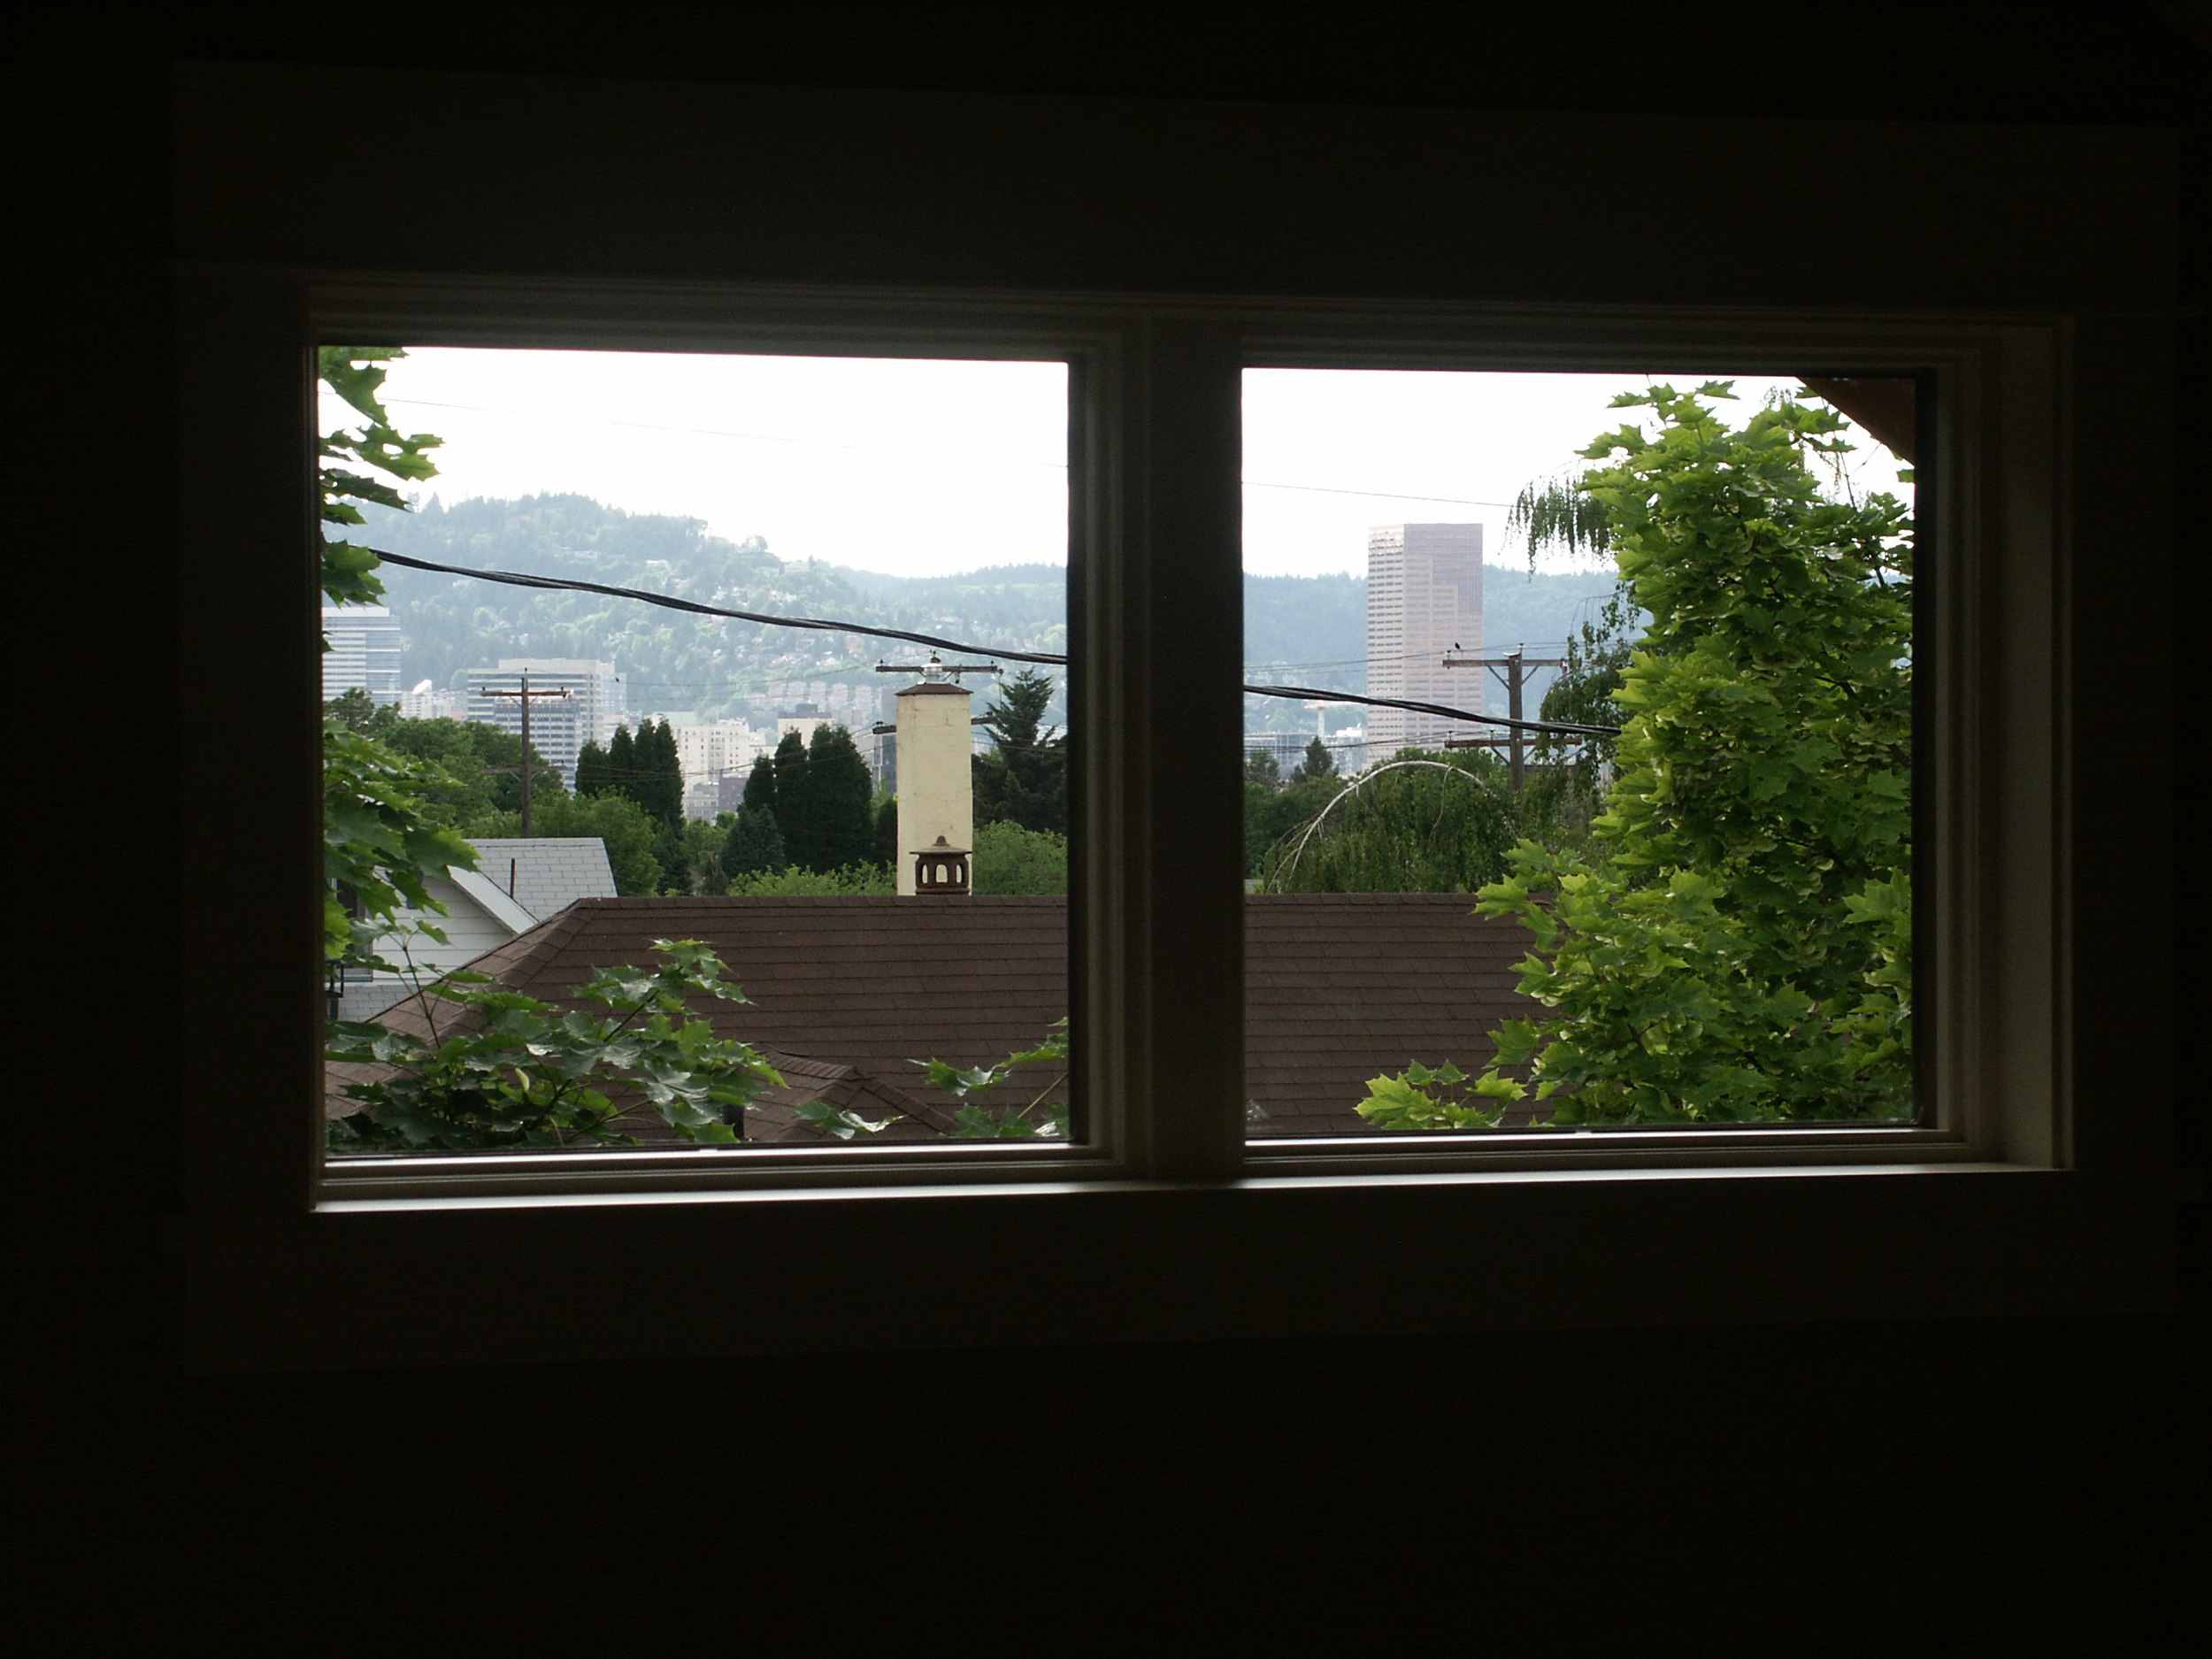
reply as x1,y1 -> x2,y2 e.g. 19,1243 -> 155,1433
351,495 -> 1066,725
347,495 -> 1620,733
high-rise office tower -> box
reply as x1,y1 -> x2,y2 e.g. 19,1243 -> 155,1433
464,658 -> 624,783
1364,523 -> 1483,758
320,605 -> 404,705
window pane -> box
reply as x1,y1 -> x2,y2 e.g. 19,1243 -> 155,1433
320,348 -> 1072,1154
1241,369 -> 1916,1137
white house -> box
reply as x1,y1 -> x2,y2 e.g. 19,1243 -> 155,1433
331,836 -> 618,1020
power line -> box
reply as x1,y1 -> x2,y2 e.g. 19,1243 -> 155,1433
363,547 -> 1619,737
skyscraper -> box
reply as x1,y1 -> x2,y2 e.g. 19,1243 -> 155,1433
464,658 -> 624,783
320,604 -> 403,705
1364,523 -> 1483,758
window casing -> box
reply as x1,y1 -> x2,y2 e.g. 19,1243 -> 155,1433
246,283 -> 2039,1194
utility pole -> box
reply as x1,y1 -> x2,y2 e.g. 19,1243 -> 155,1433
1441,648 -> 1566,789
481,670 -> 572,836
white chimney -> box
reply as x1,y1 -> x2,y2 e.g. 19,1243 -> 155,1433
894,672 -> 974,898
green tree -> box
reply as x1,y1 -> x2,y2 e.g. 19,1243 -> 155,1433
726,863 -> 895,896
741,750 -> 777,813
1245,771 -> 1342,879
972,668 -> 1067,834
871,793 -> 898,866
801,723 -> 876,872
1244,749 -> 1282,790
318,348 -> 474,970
327,940 -> 784,1149
1516,588 -> 1637,855
721,805 -> 787,879
634,718 -> 684,828
606,723 -> 638,803
574,738 -> 613,799
1260,752 -> 1519,894
769,729 -> 810,859
971,821 -> 1068,895
1289,735 -> 1337,785
476,790 -> 664,895
1358,384 -> 1913,1129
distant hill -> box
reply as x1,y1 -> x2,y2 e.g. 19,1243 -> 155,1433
342,495 -> 1620,733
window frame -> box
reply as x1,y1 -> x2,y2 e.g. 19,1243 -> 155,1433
175,268 -> 2153,1371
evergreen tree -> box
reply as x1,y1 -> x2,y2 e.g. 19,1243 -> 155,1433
769,729 -> 811,864
871,793 -> 898,867
721,805 -> 787,879
574,737 -> 612,798
652,817 -> 692,893
803,723 -> 877,872
634,718 -> 684,828
606,724 -> 637,803
1244,749 -> 1282,790
742,751 -> 777,814
1289,735 -> 1337,785
972,668 -> 1067,833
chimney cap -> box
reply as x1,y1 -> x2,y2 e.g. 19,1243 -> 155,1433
910,833 -> 972,856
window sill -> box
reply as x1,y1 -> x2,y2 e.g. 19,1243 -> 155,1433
174,1164 -> 2181,1373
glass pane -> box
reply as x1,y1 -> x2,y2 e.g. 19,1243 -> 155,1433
320,348 -> 1071,1154
1241,369 -> 1916,1137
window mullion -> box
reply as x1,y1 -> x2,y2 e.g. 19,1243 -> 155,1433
1107,316 -> 1247,1181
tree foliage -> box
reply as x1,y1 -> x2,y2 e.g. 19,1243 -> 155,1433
971,821 -> 1068,895
327,940 -> 784,1150
721,805 -> 787,879
1244,772 -> 1342,879
326,689 -> 569,830
725,862 -> 895,896
1515,587 -> 1638,854
915,1019 -> 1071,1140
474,790 -> 664,895
1358,385 -> 1914,1129
764,724 -> 874,872
1259,752 -> 1520,895
972,669 -> 1067,834
1289,735 -> 1337,785
318,349 -> 474,967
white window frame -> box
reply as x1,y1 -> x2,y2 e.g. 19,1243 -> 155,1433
171,265 -> 2173,1371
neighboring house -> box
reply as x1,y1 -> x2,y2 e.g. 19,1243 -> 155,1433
332,837 -> 618,1020
328,893 -> 1544,1139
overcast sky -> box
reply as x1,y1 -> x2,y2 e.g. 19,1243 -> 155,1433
328,348 -> 1908,580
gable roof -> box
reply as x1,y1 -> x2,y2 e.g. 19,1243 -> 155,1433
462,838 -> 618,922
329,894 -> 1544,1141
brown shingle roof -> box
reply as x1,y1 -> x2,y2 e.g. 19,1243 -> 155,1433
329,894 -> 1543,1142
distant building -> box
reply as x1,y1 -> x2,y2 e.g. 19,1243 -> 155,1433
397,678 -> 465,721
321,605 -> 403,705
328,837 -> 618,1021
668,719 -> 764,816
1363,523 -> 1483,757
777,703 -> 833,749
464,658 -> 623,783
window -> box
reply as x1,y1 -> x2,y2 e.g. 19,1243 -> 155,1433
173,65 -> 2177,1370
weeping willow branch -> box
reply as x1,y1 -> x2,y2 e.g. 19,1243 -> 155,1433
1265,760 -> 1502,893
1506,472 -> 1614,566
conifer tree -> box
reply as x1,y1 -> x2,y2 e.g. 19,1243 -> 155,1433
803,723 -> 877,872
574,738 -> 612,798
872,794 -> 898,867
1290,735 -> 1337,784
742,751 -> 777,815
635,718 -> 684,828
606,724 -> 637,803
721,805 -> 787,879
972,668 -> 1067,833
769,729 -> 812,864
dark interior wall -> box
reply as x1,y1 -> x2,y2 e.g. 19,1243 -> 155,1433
25,7 -> 2201,1639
